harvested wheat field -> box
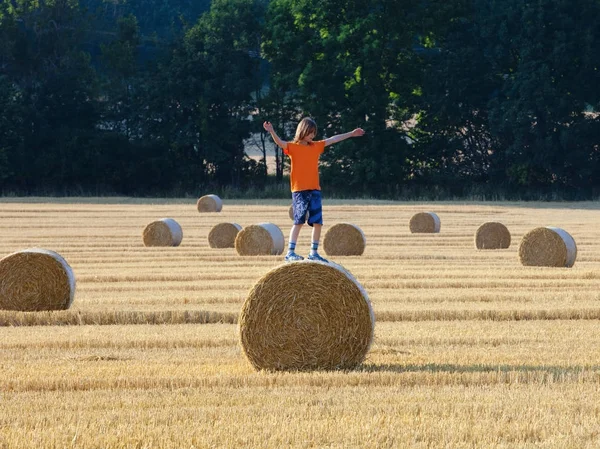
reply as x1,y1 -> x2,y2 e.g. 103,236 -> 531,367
2,198 -> 600,448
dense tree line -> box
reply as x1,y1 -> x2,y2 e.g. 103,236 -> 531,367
0,0 -> 598,198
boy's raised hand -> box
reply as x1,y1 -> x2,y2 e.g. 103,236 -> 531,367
352,128 -> 365,137
263,121 -> 274,133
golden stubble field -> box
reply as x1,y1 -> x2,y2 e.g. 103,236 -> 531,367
2,198 -> 600,449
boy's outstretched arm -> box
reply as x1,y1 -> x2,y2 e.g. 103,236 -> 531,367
324,128 -> 365,147
263,121 -> 288,150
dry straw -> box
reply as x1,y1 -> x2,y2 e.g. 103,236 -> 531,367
142,218 -> 183,247
235,223 -> 285,256
475,222 -> 511,249
0,248 -> 76,311
239,260 -> 375,371
409,212 -> 441,233
208,223 -> 242,248
323,223 -> 366,256
519,226 -> 577,267
197,194 -> 223,213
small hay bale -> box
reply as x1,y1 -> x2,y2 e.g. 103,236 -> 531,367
197,194 -> 223,213
0,248 -> 76,311
519,227 -> 577,268
208,223 -> 242,248
142,218 -> 183,247
239,260 -> 375,371
475,222 -> 511,249
409,212 -> 441,233
235,223 -> 285,256
323,223 -> 366,256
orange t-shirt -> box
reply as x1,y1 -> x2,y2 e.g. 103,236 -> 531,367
283,140 -> 326,192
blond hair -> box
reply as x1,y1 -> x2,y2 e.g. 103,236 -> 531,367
293,117 -> 317,144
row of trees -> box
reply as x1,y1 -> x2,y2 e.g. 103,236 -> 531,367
0,0 -> 599,197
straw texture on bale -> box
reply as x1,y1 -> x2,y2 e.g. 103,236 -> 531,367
235,223 -> 285,256
208,223 -> 242,248
475,222 -> 511,249
196,194 -> 223,213
519,227 -> 577,268
409,212 -> 441,233
0,248 -> 76,311
239,260 -> 375,371
323,223 -> 366,256
142,218 -> 183,247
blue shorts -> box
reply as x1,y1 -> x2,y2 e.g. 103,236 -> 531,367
292,190 -> 323,227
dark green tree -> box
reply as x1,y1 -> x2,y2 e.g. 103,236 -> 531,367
0,75 -> 21,182
136,0 -> 266,191
82,0 -> 211,40
411,0 -> 500,191
260,0 -> 309,182
412,0 -> 600,196
481,0 -> 600,190
0,0 -> 101,192
262,0 -> 422,196
100,14 -> 140,138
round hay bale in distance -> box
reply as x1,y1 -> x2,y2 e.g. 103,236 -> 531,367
235,223 -> 285,256
519,227 -> 577,268
475,222 -> 511,249
143,218 -> 183,247
323,223 -> 366,256
208,223 -> 242,248
0,248 -> 76,311
239,260 -> 375,371
197,194 -> 223,213
409,212 -> 441,233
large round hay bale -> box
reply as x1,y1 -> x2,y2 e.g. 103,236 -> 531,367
235,223 -> 285,256
475,222 -> 511,249
0,249 -> 76,311
239,260 -> 375,371
208,223 -> 242,248
409,212 -> 441,233
518,227 -> 577,268
142,218 -> 183,247
197,194 -> 223,213
323,223 -> 366,256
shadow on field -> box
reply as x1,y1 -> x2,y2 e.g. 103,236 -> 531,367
359,363 -> 600,376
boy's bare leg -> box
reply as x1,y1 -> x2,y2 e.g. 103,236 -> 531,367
308,224 -> 327,261
285,224 -> 304,260
289,224 -> 303,245
311,224 -> 322,244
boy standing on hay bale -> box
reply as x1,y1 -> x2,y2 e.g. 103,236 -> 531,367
263,117 -> 365,262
